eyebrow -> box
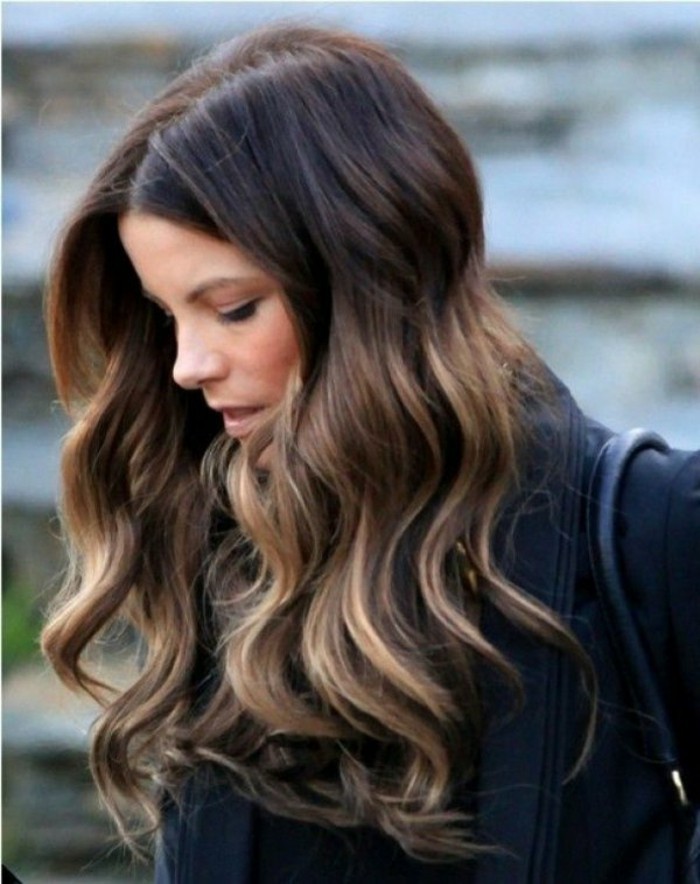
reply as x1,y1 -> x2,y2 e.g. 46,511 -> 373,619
142,274 -> 273,306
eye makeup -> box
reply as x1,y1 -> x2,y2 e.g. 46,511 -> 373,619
217,299 -> 259,324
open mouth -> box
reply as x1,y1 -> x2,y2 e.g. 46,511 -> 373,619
221,407 -> 265,438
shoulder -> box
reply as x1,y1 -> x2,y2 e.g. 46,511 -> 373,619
617,440 -> 700,602
611,435 -> 700,796
579,417 -> 698,594
585,424 -> 699,661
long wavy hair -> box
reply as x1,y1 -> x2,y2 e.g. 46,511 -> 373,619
42,24 -> 593,861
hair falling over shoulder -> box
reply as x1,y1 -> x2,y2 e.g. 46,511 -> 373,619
42,24 -> 595,862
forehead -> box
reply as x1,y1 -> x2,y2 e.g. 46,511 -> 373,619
118,212 -> 276,300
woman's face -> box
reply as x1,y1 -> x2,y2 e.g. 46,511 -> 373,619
118,212 -> 300,441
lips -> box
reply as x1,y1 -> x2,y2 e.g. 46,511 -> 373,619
220,406 -> 265,438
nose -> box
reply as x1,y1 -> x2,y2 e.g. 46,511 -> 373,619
172,328 -> 228,390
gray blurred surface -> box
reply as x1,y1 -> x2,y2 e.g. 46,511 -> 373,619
4,1 -> 700,48
4,3 -> 700,288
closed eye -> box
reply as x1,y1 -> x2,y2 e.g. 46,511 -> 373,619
218,299 -> 259,324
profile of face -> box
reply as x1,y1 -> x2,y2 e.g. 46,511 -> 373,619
118,213 -> 300,442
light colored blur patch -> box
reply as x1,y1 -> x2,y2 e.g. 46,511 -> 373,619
511,294 -> 700,450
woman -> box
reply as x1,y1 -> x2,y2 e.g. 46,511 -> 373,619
42,24 -> 698,883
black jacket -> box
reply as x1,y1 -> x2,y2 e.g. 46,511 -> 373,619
156,386 -> 700,883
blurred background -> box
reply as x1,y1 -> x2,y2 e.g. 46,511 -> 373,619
3,2 -> 699,881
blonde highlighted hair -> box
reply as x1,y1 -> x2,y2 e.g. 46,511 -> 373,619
42,24 -> 592,861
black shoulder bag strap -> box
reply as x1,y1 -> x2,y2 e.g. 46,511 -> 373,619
587,428 -> 686,797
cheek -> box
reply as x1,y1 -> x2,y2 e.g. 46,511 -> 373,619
257,313 -> 300,391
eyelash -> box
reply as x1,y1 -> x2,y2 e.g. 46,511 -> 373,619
153,299 -> 259,327
218,299 -> 259,324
